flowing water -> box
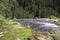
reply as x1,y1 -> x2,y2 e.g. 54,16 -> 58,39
17,19 -> 59,34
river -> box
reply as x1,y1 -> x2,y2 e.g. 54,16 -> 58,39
17,19 -> 59,34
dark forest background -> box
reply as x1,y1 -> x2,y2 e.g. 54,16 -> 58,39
0,0 -> 60,19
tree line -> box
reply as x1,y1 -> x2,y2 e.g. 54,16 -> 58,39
0,0 -> 60,19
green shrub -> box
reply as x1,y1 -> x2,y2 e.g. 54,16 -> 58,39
48,15 -> 57,19
0,15 -> 32,40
